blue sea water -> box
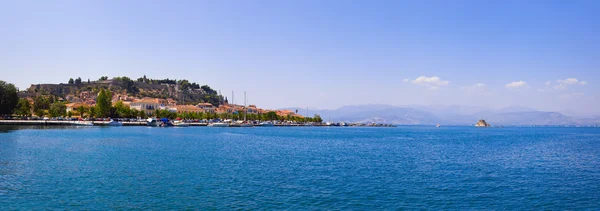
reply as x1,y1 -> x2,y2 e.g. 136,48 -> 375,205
0,125 -> 599,210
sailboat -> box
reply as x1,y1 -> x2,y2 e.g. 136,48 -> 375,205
239,91 -> 254,127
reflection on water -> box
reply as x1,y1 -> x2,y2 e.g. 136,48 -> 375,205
0,125 -> 87,133
0,125 -> 21,133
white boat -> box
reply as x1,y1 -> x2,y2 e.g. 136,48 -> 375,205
106,120 -> 123,126
208,122 -> 229,127
147,118 -> 161,127
436,124 -> 441,128
72,121 -> 94,126
173,120 -> 190,127
259,121 -> 274,127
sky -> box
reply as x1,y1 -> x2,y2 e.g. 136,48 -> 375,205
1,0 -> 598,114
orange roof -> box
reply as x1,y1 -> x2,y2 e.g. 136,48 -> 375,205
174,105 -> 204,112
197,103 -> 214,107
134,97 -> 162,104
65,103 -> 90,108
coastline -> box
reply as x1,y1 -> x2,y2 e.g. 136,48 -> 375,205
0,120 -> 396,127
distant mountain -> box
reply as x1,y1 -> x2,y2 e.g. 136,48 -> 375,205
281,104 -> 597,126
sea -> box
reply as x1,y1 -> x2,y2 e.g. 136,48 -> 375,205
1,125 -> 599,210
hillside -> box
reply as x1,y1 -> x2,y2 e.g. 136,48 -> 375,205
21,76 -> 224,106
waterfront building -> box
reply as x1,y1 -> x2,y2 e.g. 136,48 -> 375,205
130,98 -> 165,115
197,103 -> 216,113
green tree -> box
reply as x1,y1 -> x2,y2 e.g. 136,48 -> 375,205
0,80 -> 19,116
99,76 -> 108,81
68,78 -> 74,84
313,114 -> 323,123
265,111 -> 278,121
114,101 -> 131,118
67,111 -> 73,118
16,99 -> 32,117
77,105 -> 87,117
33,96 -> 50,112
95,89 -> 113,117
75,77 -> 82,85
49,102 -> 66,117
34,109 -> 45,118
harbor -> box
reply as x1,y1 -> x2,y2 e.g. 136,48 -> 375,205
0,120 -> 396,127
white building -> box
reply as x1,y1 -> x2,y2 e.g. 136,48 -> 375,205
130,98 -> 165,115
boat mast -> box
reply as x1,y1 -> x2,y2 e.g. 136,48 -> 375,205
306,107 -> 308,123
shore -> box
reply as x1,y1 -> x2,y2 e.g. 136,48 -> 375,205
0,120 -> 396,127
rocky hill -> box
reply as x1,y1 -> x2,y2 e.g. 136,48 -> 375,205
21,76 -> 224,106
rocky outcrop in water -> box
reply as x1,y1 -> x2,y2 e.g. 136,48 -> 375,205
475,119 -> 490,127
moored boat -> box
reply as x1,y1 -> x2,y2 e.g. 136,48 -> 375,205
259,121 -> 274,127
106,119 -> 123,126
208,122 -> 229,127
173,120 -> 189,127
72,121 -> 94,126
147,118 -> 161,127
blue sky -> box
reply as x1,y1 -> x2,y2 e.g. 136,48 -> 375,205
1,0 -> 598,114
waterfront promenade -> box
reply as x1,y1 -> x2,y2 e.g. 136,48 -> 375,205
0,120 -> 396,127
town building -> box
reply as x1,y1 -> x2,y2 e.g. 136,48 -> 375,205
130,98 -> 165,115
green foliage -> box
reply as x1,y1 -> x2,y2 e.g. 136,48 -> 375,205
113,101 -> 135,118
95,89 -> 113,117
68,78 -> 74,84
67,111 -> 72,118
114,76 -> 137,93
33,96 -> 51,117
77,105 -> 87,118
99,76 -> 109,81
34,109 -> 45,118
75,77 -> 82,85
88,106 -> 96,118
313,114 -> 323,123
154,109 -> 177,119
0,81 -> 19,116
49,102 -> 66,117
265,111 -> 278,121
16,99 -> 31,117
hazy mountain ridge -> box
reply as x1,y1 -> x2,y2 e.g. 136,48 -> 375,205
281,105 -> 599,126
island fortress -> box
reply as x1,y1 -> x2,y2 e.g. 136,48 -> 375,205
475,119 -> 491,127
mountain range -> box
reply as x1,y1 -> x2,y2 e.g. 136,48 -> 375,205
283,105 -> 600,126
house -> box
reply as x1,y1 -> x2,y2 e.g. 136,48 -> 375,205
173,105 -> 204,114
216,105 -> 234,114
197,103 -> 216,113
276,110 -> 303,118
65,103 -> 91,114
130,98 -> 164,115
246,105 -> 260,114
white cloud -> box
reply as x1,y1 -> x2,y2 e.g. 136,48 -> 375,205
461,83 -> 491,96
553,78 -> 586,90
403,79 -> 410,83
557,78 -> 579,85
505,81 -> 527,89
410,76 -> 449,89
545,81 -> 551,86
